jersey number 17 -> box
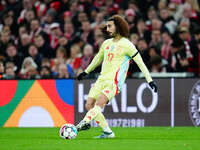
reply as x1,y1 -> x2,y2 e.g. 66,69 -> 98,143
108,52 -> 114,62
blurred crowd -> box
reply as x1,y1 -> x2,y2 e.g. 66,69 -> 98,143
0,0 -> 200,79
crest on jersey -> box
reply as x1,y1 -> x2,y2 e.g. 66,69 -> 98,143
111,45 -> 115,51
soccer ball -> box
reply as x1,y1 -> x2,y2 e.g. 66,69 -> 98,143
59,124 -> 78,139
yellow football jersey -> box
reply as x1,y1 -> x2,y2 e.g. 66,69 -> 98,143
85,37 -> 152,92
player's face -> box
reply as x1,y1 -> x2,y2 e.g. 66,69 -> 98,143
106,21 -> 116,37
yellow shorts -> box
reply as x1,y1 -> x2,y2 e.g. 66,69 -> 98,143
88,78 -> 119,101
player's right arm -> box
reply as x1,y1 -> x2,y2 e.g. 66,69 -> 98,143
84,42 -> 105,74
124,39 -> 157,92
124,41 -> 153,83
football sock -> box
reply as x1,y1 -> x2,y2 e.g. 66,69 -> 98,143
83,105 -> 101,123
94,112 -> 112,133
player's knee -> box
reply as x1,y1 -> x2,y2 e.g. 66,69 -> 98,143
96,94 -> 108,108
95,101 -> 104,108
85,102 -> 94,111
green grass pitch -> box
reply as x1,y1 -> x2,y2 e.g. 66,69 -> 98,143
0,127 -> 199,150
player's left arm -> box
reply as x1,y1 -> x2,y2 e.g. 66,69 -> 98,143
125,41 -> 158,92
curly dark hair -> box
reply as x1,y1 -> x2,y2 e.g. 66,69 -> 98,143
100,15 -> 130,38
108,15 -> 130,38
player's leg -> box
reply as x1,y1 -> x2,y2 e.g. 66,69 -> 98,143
76,80 -> 116,138
83,93 -> 108,123
94,95 -> 111,132
92,82 -> 118,138
76,97 -> 96,131
76,95 -> 107,132
76,93 -> 115,138
93,94 -> 115,138
76,80 -> 101,132
85,97 -> 96,111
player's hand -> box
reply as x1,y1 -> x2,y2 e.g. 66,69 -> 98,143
149,81 -> 158,93
77,72 -> 87,80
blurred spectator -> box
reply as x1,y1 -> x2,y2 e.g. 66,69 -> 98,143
186,0 -> 200,12
67,44 -> 81,76
4,65 -> 15,79
63,11 -> 72,24
30,18 -> 49,42
80,20 -> 94,45
159,8 -> 173,24
51,46 -> 67,70
169,38 -> 189,72
27,65 -> 40,79
64,22 -> 75,40
18,33 -> 31,55
28,44 -> 42,69
161,31 -> 173,60
151,18 -> 164,31
169,0 -> 184,21
43,8 -> 57,34
19,9 -> 36,26
75,12 -> 88,30
5,43 -> 23,73
135,19 -> 151,43
49,22 -> 63,51
57,63 -> 70,78
91,12 -> 105,30
159,8 -> 178,34
125,8 -> 136,33
69,1 -> 79,15
51,46 -> 74,78
34,1 -> 48,21
40,66 -> 52,79
132,38 -> 150,72
50,1 -> 61,13
128,0 -> 141,14
150,54 -> 167,72
3,61 -> 16,79
2,12 -> 16,36
80,44 -> 94,71
34,34 -> 53,58
58,36 -> 71,58
0,30 -> 13,56
130,33 -> 139,45
1,0 -> 21,20
19,57 -> 38,79
99,7 -> 108,20
146,6 -> 158,29
18,0 -> 34,23
41,58 -> 51,68
182,3 -> 193,19
18,25 -> 28,38
158,0 -> 168,11
148,46 -> 161,58
93,27 -> 104,52
178,18 -> 190,30
149,29 -> 162,50
0,61 -> 4,79
178,27 -> 194,71
90,7 -> 99,23
137,38 -> 149,53
190,27 -> 200,75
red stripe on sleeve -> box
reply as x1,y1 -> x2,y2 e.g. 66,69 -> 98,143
114,69 -> 120,96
